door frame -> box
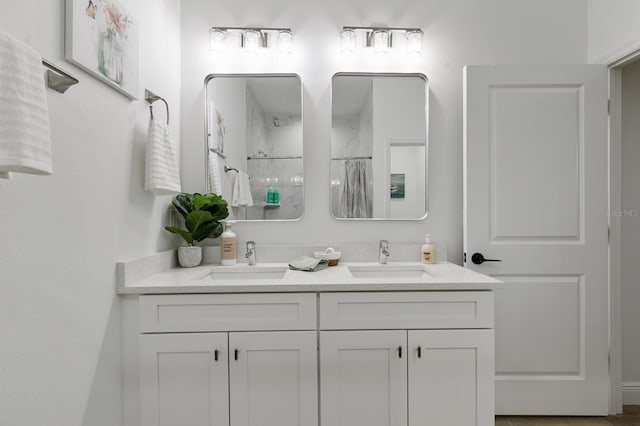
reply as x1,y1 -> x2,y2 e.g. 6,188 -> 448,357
606,45 -> 640,414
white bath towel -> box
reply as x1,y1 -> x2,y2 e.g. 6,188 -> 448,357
208,149 -> 223,195
231,170 -> 253,207
0,31 -> 52,177
144,118 -> 181,195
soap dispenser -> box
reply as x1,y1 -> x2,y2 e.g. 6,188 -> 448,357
421,234 -> 436,264
221,221 -> 237,266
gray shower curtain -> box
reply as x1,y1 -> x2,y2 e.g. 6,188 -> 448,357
339,159 -> 372,218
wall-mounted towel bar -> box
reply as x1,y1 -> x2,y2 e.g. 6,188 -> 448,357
224,165 -> 239,173
145,89 -> 170,125
42,59 -> 79,94
210,147 -> 227,159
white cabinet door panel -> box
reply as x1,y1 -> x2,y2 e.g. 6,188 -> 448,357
140,333 -> 229,426
229,331 -> 317,426
320,330 -> 407,426
408,330 -> 494,426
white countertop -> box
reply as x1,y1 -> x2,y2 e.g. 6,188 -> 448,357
116,261 -> 501,294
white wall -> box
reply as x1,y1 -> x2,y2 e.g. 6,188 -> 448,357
621,59 -> 640,398
0,1 -> 181,425
588,0 -> 640,64
181,0 -> 587,258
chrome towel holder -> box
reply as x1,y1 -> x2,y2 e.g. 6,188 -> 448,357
145,89 -> 170,125
42,59 -> 79,94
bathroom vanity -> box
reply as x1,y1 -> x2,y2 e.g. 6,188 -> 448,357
118,259 -> 499,426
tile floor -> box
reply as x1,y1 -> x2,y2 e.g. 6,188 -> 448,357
495,406 -> 640,425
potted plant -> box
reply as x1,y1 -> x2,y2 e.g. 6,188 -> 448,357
165,192 -> 229,267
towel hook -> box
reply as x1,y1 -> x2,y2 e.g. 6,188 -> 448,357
145,89 -> 170,125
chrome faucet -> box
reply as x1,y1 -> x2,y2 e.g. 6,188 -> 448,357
379,240 -> 390,264
245,241 -> 256,265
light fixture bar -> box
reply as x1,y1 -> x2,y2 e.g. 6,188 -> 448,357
339,26 -> 423,54
209,26 -> 294,52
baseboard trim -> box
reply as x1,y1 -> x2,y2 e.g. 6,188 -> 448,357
623,382 -> 640,405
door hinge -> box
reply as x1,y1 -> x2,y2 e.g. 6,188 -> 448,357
608,99 -> 611,115
463,252 -> 467,263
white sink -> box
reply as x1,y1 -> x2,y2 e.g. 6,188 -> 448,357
201,266 -> 288,280
348,264 -> 440,279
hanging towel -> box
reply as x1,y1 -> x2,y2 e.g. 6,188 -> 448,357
231,170 -> 253,207
339,159 -> 372,218
144,118 -> 181,195
208,149 -> 223,195
0,31 -> 52,178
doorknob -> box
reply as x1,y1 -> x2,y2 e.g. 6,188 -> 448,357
471,252 -> 502,265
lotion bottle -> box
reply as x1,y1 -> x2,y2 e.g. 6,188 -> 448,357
221,221 -> 237,265
421,234 -> 436,264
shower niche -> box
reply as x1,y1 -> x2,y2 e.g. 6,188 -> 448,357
331,73 -> 428,220
205,74 -> 303,221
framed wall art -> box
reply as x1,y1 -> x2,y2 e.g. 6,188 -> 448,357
65,0 -> 139,99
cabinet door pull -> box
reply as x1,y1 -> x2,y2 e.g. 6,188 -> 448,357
398,346 -> 402,358
214,349 -> 219,362
416,346 -> 422,359
234,348 -> 239,361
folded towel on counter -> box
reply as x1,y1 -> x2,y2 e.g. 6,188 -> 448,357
207,148 -> 222,195
0,31 -> 53,178
144,118 -> 181,195
231,170 -> 253,207
288,256 -> 328,272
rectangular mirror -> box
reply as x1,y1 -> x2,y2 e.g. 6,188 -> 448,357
330,73 -> 428,220
205,74 -> 303,221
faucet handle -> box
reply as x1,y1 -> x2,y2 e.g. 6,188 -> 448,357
246,240 -> 256,249
379,239 -> 389,248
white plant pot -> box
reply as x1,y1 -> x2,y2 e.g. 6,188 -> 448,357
178,246 -> 202,268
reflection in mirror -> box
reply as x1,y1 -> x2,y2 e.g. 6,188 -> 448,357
205,74 -> 303,221
331,73 -> 428,220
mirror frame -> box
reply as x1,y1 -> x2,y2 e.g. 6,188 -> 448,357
203,73 -> 304,222
330,72 -> 429,221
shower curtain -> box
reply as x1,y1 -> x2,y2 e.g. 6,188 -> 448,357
339,159 -> 372,218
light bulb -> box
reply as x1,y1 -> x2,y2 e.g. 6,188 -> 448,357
278,30 -> 293,54
372,29 -> 390,53
340,28 -> 356,53
406,30 -> 423,54
209,29 -> 226,51
242,29 -> 261,53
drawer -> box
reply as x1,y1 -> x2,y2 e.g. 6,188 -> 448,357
319,291 -> 493,330
140,293 -> 317,333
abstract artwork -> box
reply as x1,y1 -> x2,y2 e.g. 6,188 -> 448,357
390,173 -> 405,199
65,0 -> 139,99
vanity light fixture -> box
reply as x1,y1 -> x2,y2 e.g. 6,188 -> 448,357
209,26 -> 294,53
339,26 -> 423,55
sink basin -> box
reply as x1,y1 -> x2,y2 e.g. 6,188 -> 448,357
201,266 -> 288,280
348,265 -> 439,279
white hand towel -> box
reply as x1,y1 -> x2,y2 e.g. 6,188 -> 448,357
231,171 -> 253,207
144,118 -> 181,195
207,149 -> 223,195
0,31 -> 52,177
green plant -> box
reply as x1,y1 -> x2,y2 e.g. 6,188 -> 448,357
165,193 -> 229,246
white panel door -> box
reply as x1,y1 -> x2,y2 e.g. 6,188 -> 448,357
408,330 -> 494,426
140,333 -> 229,426
228,331 -> 317,426
319,330 -> 407,426
464,65 -> 609,414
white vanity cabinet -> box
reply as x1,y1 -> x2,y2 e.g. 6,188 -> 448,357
132,289 -> 495,426
319,292 -> 494,426
138,293 -> 318,426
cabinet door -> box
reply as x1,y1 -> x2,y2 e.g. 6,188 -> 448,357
229,331 -> 317,426
140,333 -> 229,426
320,330 -> 407,426
408,330 -> 494,426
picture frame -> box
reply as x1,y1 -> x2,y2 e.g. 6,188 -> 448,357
390,173 -> 405,199
65,0 -> 139,99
